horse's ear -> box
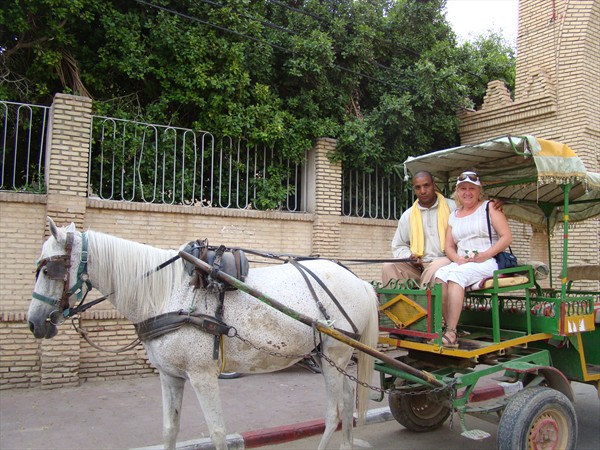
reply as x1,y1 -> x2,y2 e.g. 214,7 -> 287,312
66,222 -> 76,233
48,217 -> 60,239
47,217 -> 69,244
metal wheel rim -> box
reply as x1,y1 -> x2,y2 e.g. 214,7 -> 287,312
528,408 -> 570,450
408,393 -> 446,420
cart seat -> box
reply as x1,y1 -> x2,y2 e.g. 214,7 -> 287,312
466,274 -> 530,292
566,265 -> 600,284
465,261 -> 548,293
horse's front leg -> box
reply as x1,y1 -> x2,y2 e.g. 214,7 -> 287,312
159,372 -> 186,450
188,372 -> 228,450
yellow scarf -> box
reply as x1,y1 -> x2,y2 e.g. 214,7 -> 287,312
409,192 -> 450,257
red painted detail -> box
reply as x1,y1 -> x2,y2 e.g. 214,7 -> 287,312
242,419 -> 326,448
379,326 -> 437,339
466,385 -> 505,402
427,289 -> 432,334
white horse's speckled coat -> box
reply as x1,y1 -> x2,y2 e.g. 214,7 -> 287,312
28,219 -> 379,450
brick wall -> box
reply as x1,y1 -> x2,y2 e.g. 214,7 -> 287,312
0,94 -> 397,390
459,0 -> 599,289
0,195 -> 47,388
340,217 -> 394,282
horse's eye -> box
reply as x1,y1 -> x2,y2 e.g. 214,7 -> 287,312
43,268 -> 48,275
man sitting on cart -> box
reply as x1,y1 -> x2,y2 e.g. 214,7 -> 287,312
382,171 -> 456,287
382,171 -> 502,287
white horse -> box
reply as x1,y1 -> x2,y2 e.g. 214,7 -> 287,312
27,218 -> 379,450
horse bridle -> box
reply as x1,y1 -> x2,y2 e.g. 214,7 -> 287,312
32,231 -> 92,322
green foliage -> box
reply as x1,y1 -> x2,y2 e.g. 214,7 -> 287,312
456,31 -> 516,108
252,165 -> 296,211
2,0 -> 516,202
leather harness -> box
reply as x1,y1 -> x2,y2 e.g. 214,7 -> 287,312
133,242 -> 361,359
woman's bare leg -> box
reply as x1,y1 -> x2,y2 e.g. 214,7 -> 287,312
444,281 -> 465,343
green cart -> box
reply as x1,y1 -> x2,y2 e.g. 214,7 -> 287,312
374,135 -> 599,449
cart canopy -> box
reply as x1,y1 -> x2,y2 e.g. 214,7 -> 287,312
403,135 -> 600,230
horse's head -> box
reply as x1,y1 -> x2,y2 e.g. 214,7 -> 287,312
28,217 -> 91,339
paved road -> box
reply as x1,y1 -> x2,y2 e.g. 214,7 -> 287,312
1,361 -> 598,450
0,364 -> 363,450
256,381 -> 600,450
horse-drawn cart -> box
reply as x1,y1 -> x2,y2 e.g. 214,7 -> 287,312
373,134 -> 600,449
27,134 -> 598,450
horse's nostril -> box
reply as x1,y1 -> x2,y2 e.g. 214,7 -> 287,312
28,321 -> 35,333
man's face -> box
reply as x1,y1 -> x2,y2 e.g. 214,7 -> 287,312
413,174 -> 437,208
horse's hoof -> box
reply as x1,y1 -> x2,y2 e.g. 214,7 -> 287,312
295,356 -> 322,374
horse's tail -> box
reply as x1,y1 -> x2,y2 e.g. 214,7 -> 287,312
355,281 -> 379,425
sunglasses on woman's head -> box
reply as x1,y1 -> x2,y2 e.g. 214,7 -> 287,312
458,173 -> 479,182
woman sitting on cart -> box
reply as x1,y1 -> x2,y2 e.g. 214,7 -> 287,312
434,171 -> 512,348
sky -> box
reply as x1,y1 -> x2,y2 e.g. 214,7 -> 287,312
444,0 -> 519,46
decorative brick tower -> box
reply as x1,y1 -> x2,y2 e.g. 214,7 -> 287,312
458,0 -> 599,287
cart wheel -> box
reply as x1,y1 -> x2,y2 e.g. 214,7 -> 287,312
388,388 -> 450,432
497,387 -> 577,450
218,372 -> 241,379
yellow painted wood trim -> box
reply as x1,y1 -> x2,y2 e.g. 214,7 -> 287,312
575,333 -> 600,382
380,333 -> 553,358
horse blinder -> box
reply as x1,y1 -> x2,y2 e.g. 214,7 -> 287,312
36,256 -> 71,281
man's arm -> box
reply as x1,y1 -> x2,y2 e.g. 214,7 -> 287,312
489,198 -> 505,210
391,210 -> 413,259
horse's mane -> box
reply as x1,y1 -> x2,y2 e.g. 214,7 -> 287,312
86,230 -> 185,320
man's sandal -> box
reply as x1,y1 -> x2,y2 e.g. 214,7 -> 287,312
442,328 -> 459,348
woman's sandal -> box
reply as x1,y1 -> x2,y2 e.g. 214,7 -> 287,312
442,328 -> 459,348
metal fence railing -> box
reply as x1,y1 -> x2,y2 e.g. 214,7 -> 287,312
0,100 -> 50,193
342,166 -> 408,221
89,116 -> 306,211
1,99 -> 407,219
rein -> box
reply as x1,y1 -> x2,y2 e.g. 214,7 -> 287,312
228,247 -> 412,265
71,316 -> 142,354
289,259 -> 359,335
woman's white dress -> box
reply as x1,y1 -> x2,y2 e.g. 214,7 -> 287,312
435,200 -> 499,288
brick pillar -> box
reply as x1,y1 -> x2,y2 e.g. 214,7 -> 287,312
307,138 -> 342,258
45,93 -> 92,229
41,93 -> 92,386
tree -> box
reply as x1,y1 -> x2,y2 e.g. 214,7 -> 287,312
1,0 -> 515,173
